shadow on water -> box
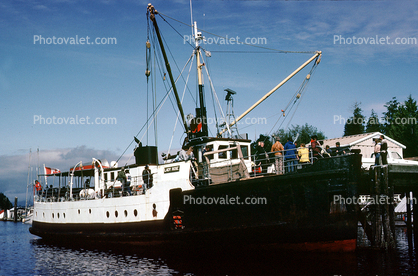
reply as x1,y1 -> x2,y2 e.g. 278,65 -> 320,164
4,222 -> 417,275
31,238 -> 361,275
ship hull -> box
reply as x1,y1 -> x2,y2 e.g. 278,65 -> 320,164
30,154 -> 361,252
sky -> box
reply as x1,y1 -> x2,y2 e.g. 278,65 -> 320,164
1,0 -> 417,204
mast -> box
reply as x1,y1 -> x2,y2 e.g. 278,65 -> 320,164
147,4 -> 190,134
192,21 -> 208,137
218,51 -> 322,136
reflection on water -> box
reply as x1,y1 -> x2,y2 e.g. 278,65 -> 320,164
30,240 -> 179,276
2,222 -> 418,275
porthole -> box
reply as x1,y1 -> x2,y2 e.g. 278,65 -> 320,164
43,212 -> 45,218
52,213 -> 54,219
63,213 -> 66,219
89,209 -> 92,214
78,209 -> 81,214
124,210 -> 128,217
57,213 -> 60,219
106,211 -> 110,218
115,211 -> 118,218
134,209 -> 138,217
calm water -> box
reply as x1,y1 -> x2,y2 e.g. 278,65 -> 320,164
1,222 -> 418,275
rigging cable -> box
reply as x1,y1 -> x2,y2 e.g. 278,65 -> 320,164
158,12 -> 316,54
267,56 -> 320,135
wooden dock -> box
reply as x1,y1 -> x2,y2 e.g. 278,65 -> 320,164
358,164 -> 418,249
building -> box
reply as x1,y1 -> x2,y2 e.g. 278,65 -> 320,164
321,132 -> 406,159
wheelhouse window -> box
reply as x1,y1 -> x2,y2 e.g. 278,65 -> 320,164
230,144 -> 238,159
241,145 -> 249,160
205,144 -> 214,160
218,145 -> 228,159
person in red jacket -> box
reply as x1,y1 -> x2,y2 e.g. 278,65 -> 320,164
310,135 -> 321,161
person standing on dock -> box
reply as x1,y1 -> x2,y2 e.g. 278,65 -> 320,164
271,137 -> 284,175
374,138 -> 381,165
380,135 -> 388,165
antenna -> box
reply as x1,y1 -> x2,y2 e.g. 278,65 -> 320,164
224,88 -> 240,138
190,0 -> 193,37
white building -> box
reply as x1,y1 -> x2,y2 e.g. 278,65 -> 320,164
321,132 -> 406,159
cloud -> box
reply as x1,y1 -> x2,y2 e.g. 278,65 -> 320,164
0,146 -> 130,205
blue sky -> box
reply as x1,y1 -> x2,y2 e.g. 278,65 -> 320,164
1,0 -> 417,203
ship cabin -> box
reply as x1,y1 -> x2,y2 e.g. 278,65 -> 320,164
183,137 -> 253,186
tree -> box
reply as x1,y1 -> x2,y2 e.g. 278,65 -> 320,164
382,95 -> 418,158
0,192 -> 12,210
251,134 -> 273,155
344,102 -> 365,136
365,109 -> 382,133
272,123 -> 326,145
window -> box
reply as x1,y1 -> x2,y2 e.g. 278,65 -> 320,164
241,145 -> 249,159
205,144 -> 214,160
230,144 -> 238,159
218,145 -> 228,159
391,152 -> 402,159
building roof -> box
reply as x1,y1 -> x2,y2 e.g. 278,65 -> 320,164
321,132 -> 406,149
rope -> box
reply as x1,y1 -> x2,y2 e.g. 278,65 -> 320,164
158,12 -> 316,54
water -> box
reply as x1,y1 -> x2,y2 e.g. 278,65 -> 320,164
1,222 -> 418,275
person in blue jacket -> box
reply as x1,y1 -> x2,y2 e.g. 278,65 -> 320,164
284,138 -> 298,173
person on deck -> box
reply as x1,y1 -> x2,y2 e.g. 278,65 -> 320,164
35,180 -> 42,196
298,143 -> 310,165
255,141 -> 270,175
271,137 -> 284,175
325,145 -> 332,157
117,168 -> 131,195
310,135 -> 321,161
335,142 -> 346,156
142,165 -> 153,192
284,138 -> 298,173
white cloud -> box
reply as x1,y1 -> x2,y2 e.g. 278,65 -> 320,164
0,146 -> 131,204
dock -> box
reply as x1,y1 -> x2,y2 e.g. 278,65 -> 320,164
358,164 -> 418,249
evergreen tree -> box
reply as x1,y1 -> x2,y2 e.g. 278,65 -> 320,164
365,109 -> 382,133
382,95 -> 418,158
382,97 -> 402,138
251,134 -> 273,156
344,102 -> 365,136
0,192 -> 12,210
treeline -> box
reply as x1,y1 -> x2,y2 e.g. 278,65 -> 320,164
0,192 -> 12,210
251,123 -> 326,154
343,95 -> 418,158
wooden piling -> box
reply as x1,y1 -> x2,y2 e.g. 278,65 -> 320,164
372,166 -> 382,247
406,191 -> 413,247
365,165 -> 395,249
413,189 -> 418,251
381,166 -> 395,248
14,197 -> 18,223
